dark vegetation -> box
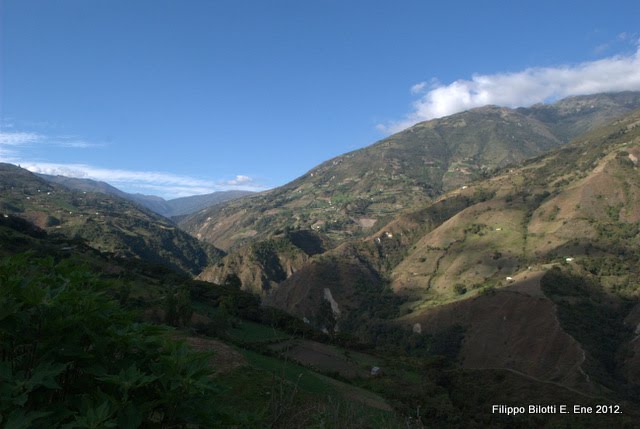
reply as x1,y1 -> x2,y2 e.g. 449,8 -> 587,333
2,217 -> 623,428
0,255 -> 223,428
541,268 -> 637,398
0,163 -> 222,276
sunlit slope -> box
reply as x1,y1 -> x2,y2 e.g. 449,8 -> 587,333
181,92 -> 640,253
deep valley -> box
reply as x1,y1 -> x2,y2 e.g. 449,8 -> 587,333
3,92 -> 640,428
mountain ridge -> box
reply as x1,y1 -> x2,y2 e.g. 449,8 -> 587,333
181,91 -> 640,255
185,92 -> 640,301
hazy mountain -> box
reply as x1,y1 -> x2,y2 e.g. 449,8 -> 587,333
1,164 -> 222,275
38,174 -> 253,218
164,190 -> 254,217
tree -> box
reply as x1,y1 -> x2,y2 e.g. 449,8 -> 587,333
454,283 -> 467,295
164,287 -> 193,327
222,273 -> 242,290
316,300 -> 337,334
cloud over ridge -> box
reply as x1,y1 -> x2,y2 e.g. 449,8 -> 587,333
380,46 -> 640,133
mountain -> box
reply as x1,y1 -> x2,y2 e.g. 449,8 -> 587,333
181,92 -> 640,254
163,190 -> 254,217
191,96 -> 640,402
1,163 -> 222,275
38,173 -> 253,218
264,106 -> 640,399
187,92 -> 640,295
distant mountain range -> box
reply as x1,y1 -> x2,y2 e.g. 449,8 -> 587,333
37,173 -> 253,218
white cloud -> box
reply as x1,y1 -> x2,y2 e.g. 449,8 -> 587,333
379,47 -> 640,134
0,132 -> 42,146
410,82 -> 427,94
225,175 -> 253,186
52,140 -> 103,148
18,161 -> 267,198
0,126 -> 266,198
0,131 -> 101,149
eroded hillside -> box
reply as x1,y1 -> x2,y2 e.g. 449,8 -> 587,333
261,107 -> 640,399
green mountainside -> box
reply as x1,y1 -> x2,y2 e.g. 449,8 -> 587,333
183,95 -> 640,405
0,164 -> 221,275
2,215 -> 635,428
271,104 -> 640,310
262,106 -> 640,402
38,173 -> 253,218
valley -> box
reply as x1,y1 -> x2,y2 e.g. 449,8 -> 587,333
3,92 -> 640,428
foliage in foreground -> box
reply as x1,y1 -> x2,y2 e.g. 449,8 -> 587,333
0,254 -> 224,428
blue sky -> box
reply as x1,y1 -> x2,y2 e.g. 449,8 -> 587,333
1,0 -> 639,198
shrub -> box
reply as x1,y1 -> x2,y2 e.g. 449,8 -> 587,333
0,254 -> 225,428
454,283 -> 467,295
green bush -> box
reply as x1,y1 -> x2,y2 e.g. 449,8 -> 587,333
0,254 -> 226,428
453,284 -> 467,295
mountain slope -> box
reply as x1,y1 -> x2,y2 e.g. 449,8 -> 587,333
184,92 -> 640,300
181,92 -> 640,254
5,214 -> 629,428
265,107 -> 640,398
1,164 -> 222,275
277,106 -> 640,315
390,110 -> 640,306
